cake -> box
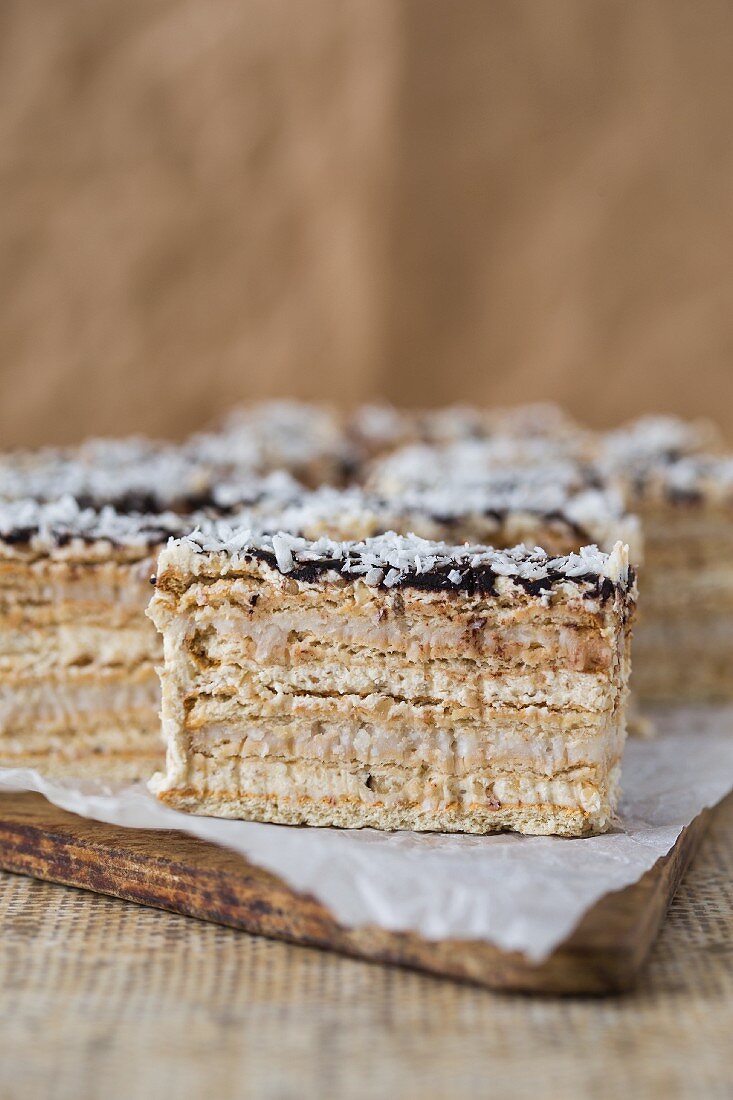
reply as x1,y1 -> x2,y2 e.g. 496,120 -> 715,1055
0,439 -> 304,778
347,401 -> 586,459
148,530 -> 636,836
0,497 -> 191,779
603,441 -> 733,700
364,437 -> 596,497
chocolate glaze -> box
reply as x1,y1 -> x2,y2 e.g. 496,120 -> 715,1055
1,526 -> 37,545
237,547 -> 632,603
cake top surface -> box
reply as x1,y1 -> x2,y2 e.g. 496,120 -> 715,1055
170,525 -> 634,596
252,479 -> 631,533
0,437 -> 211,511
0,495 -> 192,549
349,401 -> 582,446
367,440 -> 600,495
598,415 -> 732,503
626,453 -> 733,504
600,414 -> 722,470
202,400 -> 355,474
0,436 -> 305,514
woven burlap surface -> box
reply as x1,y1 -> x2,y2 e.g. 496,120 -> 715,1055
1,799 -> 731,1100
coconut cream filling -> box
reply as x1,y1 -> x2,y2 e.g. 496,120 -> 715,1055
161,607 -> 615,673
156,754 -> 618,816
0,678 -> 159,731
184,716 -> 625,774
0,625 -> 160,670
186,656 -> 622,712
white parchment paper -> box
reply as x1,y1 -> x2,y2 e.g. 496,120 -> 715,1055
1,705 -> 731,962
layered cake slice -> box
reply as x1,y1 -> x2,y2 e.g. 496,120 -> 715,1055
347,401 -> 586,461
148,531 -> 636,836
610,453 -> 733,700
599,415 -> 732,700
0,497 -> 191,779
0,443 -> 306,778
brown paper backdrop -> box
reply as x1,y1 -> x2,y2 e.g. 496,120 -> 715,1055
1,0 -> 732,447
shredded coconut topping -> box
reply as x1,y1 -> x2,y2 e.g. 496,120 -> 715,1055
0,496 -> 192,548
0,436 -> 306,516
367,440 -> 597,496
346,402 -> 585,456
174,526 -> 633,592
244,480 -> 635,549
0,438 -> 211,510
601,414 -> 721,470
627,454 -> 733,504
200,400 -> 357,475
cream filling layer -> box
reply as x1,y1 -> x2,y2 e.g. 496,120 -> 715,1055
0,624 -> 160,672
189,650 -> 621,713
168,606 -> 613,673
156,753 -> 618,817
186,714 -> 625,774
0,676 -> 159,734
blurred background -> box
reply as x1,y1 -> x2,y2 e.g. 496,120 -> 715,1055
1,0 -> 732,447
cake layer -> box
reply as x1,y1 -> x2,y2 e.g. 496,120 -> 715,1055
187,647 -> 623,713
156,754 -> 621,837
149,532 -> 635,836
0,623 -> 159,674
185,712 -> 625,775
0,745 -> 162,783
172,580 -> 624,673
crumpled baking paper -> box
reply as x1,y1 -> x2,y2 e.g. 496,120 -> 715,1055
0,706 -> 731,962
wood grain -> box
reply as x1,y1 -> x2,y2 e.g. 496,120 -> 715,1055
0,791 -> 709,994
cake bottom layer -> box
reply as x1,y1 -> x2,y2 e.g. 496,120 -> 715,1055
152,755 -> 621,836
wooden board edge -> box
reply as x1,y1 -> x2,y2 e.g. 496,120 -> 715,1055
0,792 -> 711,995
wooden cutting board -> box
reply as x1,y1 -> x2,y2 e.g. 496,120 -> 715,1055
0,791 -> 709,995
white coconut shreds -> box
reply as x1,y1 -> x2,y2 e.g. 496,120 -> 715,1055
210,470 -> 305,511
600,414 -> 721,469
0,496 -> 193,549
0,438 -> 212,510
272,482 -> 629,525
195,400 -> 356,472
628,455 -> 733,505
0,436 -> 311,516
367,440 -> 596,495
239,483 -> 638,559
174,526 -> 634,590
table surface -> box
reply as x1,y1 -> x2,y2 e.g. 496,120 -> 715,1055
1,798 -> 732,1100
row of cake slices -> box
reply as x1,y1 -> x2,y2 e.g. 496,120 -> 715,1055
0,400 -> 730,796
